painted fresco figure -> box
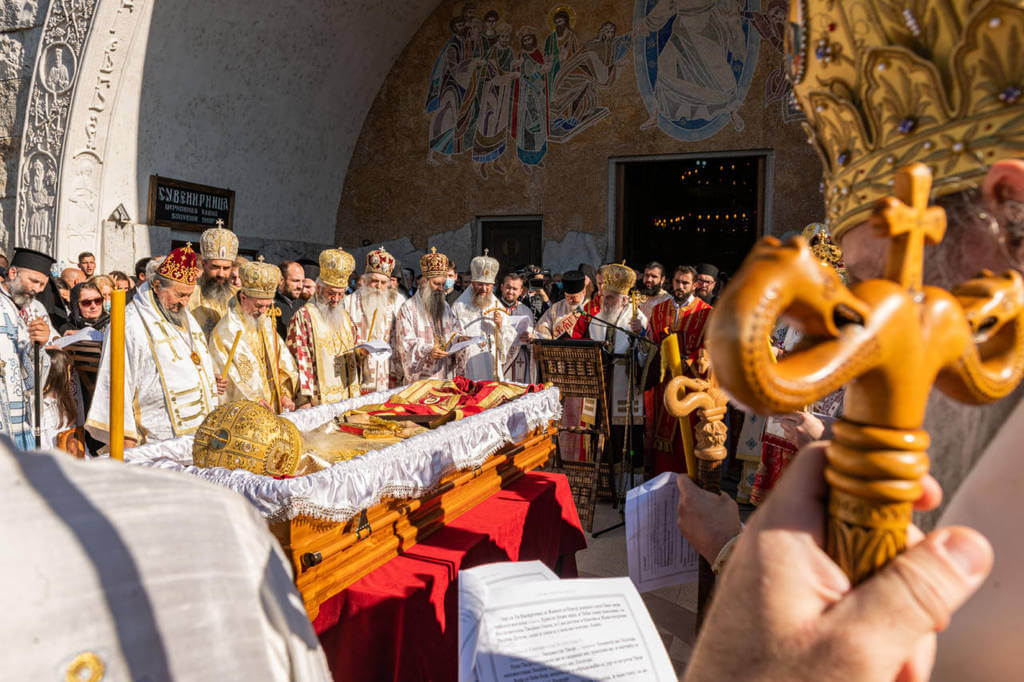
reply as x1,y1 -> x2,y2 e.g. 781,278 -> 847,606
634,0 -> 747,133
512,30 -> 550,169
548,22 -> 632,142
472,23 -> 516,177
426,16 -> 472,164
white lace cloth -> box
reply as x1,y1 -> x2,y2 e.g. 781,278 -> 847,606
126,386 -> 562,523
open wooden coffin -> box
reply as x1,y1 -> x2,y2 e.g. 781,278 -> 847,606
270,423 -> 556,620
124,384 -> 563,621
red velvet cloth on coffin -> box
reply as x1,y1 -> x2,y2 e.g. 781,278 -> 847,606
313,471 -> 587,682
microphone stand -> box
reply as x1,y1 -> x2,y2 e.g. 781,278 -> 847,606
585,308 -> 651,538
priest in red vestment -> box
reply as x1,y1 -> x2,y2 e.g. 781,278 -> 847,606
645,265 -> 713,474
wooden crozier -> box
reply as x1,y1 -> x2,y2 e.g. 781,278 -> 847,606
707,163 -> 1024,583
663,347 -> 729,624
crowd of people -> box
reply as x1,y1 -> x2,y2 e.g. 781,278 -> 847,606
0,224 -> 732,462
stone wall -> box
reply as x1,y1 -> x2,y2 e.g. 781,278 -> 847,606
0,0 -> 47,254
336,0 -> 825,274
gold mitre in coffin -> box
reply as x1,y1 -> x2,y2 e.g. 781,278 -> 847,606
320,248 -> 356,288
788,0 -> 1024,240
238,260 -> 280,299
600,262 -> 636,295
199,225 -> 238,262
193,400 -> 302,476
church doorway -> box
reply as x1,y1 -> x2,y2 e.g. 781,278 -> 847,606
614,152 -> 771,278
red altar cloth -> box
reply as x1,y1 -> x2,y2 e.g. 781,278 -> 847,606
312,471 -> 587,682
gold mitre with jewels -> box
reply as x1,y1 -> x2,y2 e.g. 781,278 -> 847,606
238,260 -> 281,299
199,224 -> 238,262
364,246 -> 395,277
319,248 -> 356,288
192,400 -> 303,477
600,262 -> 636,295
470,249 -> 499,284
787,0 -> 1024,240
420,246 -> 449,279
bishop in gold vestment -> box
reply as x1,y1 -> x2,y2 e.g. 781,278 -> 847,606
287,248 -> 362,407
189,223 -> 238,338
209,261 -> 299,413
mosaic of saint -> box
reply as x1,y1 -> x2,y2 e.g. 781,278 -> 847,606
426,4 -> 632,175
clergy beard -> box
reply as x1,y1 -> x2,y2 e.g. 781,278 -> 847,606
314,295 -> 351,329
695,291 -> 714,304
155,295 -> 187,328
597,296 -> 626,323
240,308 -> 262,333
472,290 -> 491,309
638,285 -> 660,297
419,286 -> 447,324
200,275 -> 234,305
673,289 -> 691,304
7,278 -> 33,308
359,286 -> 392,323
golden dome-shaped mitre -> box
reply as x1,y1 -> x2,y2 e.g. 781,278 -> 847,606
192,400 -> 302,476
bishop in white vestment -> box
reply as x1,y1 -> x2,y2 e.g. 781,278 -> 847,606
588,264 -> 649,425
87,245 -> 223,448
344,246 -> 401,393
395,248 -> 468,381
287,248 -> 362,406
0,248 -> 59,449
451,252 -> 517,381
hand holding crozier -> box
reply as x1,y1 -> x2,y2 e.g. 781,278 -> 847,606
707,164 -> 1024,583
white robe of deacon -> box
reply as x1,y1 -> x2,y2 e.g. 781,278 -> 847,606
87,283 -> 220,445
589,304 -> 649,424
451,288 -> 518,381
1,438 -> 330,680
499,298 -> 535,383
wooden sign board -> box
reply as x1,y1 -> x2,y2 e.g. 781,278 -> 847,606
147,175 -> 234,232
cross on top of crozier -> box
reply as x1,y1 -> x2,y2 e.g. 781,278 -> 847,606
870,163 -> 947,292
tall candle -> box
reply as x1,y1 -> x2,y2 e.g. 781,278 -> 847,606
109,289 -> 126,461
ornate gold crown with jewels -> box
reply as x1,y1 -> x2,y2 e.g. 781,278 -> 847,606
199,222 -> 238,262
192,400 -> 303,477
600,261 -> 636,295
239,260 -> 281,299
364,246 -> 395,277
420,246 -> 450,279
787,0 -> 1024,240
319,248 -> 356,288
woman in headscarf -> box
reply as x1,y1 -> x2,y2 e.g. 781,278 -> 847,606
60,280 -> 110,334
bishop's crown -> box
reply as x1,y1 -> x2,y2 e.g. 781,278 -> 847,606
788,0 -> 1024,240
320,248 -> 356,289
364,246 -> 396,277
420,247 -> 449,279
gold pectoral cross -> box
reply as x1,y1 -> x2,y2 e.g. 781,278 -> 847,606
152,321 -> 183,361
708,163 -> 1024,584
